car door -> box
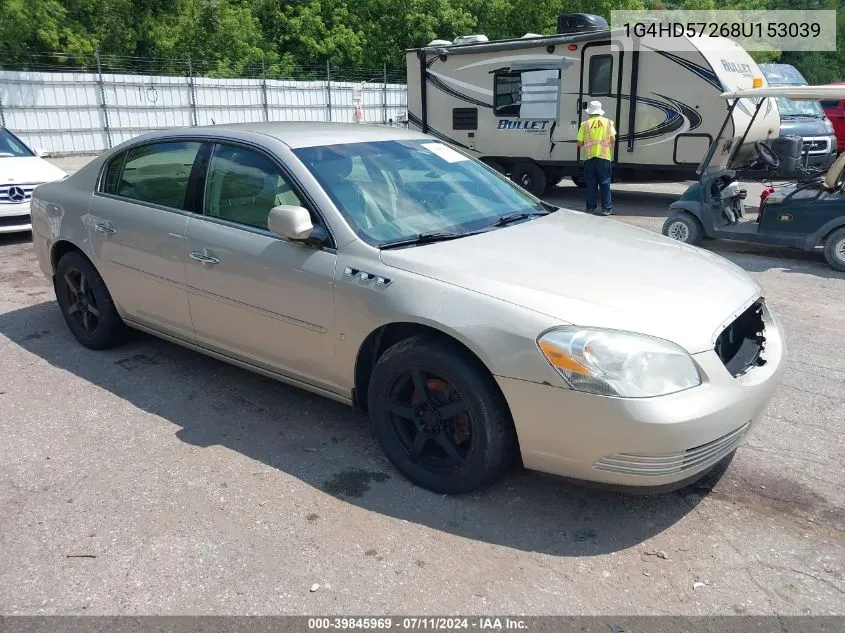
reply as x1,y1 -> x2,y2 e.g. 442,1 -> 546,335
185,141 -> 339,391
88,140 -> 202,340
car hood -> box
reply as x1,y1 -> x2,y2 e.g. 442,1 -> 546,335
379,210 -> 761,353
0,156 -> 67,184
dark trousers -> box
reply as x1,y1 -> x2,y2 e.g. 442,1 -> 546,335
584,157 -> 612,211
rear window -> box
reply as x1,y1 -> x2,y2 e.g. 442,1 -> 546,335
116,142 -> 202,210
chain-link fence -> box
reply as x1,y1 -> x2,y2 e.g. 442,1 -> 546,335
0,53 -> 409,155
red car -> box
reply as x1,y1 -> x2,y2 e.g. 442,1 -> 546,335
821,81 -> 845,154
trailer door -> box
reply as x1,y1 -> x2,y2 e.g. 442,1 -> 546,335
577,42 -> 626,166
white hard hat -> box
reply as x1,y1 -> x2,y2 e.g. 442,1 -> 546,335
586,100 -> 605,116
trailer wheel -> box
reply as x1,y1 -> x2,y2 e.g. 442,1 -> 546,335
543,167 -> 565,190
483,159 -> 507,176
662,212 -> 703,246
511,161 -> 547,197
823,227 -> 845,272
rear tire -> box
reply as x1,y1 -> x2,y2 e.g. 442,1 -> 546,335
367,335 -> 518,494
55,251 -> 128,349
511,161 -> 547,197
823,227 -> 845,272
662,212 -> 703,246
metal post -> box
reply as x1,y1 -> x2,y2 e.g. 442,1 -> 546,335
95,49 -> 113,149
383,63 -> 388,125
326,60 -> 332,122
0,94 -> 6,128
261,60 -> 269,122
187,54 -> 198,126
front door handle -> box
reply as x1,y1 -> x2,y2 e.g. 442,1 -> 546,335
95,223 -> 117,235
190,250 -> 220,265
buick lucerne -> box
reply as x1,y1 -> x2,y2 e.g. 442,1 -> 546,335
30,123 -> 786,494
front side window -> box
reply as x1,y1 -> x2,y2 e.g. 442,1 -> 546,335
0,128 -> 34,158
116,141 -> 201,210
203,143 -> 306,231
295,140 -> 545,245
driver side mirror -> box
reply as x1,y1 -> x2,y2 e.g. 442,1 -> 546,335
34,148 -> 48,158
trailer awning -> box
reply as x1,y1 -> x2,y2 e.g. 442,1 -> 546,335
720,84 -> 845,100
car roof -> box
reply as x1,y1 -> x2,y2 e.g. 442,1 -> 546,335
145,122 -> 431,149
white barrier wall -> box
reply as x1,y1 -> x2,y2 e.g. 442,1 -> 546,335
0,70 -> 408,155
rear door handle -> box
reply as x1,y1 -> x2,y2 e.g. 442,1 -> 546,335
95,223 -> 117,235
190,250 -> 220,265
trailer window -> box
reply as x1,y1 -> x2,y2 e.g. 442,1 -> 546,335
494,69 -> 559,119
589,55 -> 613,96
494,72 -> 522,117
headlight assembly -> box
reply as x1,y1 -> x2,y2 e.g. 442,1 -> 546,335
538,327 -> 701,398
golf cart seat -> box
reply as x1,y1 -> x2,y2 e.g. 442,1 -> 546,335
823,152 -> 845,191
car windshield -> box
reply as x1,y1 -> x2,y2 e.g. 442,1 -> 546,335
0,128 -> 34,158
294,139 -> 546,245
775,96 -> 823,117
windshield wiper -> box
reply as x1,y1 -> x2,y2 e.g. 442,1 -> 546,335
378,231 -> 465,249
487,210 -> 548,228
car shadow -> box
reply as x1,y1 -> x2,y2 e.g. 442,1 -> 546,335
0,232 -> 33,247
0,301 -> 728,557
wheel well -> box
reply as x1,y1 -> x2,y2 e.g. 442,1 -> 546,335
50,240 -> 83,274
353,322 -> 495,413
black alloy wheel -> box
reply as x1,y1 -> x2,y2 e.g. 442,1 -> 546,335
385,367 -> 473,471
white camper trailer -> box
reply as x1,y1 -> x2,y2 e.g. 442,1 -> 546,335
406,13 -> 781,195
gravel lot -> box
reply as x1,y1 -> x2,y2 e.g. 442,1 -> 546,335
0,155 -> 842,615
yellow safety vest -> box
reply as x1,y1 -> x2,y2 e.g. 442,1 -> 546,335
577,115 -> 616,160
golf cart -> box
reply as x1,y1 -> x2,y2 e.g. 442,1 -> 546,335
664,85 -> 845,272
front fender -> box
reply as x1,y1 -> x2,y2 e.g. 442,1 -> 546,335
669,200 -> 704,220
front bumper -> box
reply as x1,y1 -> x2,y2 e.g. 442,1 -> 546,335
497,305 -> 786,488
0,201 -> 32,234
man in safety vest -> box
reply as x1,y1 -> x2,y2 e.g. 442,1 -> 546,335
576,100 -> 616,215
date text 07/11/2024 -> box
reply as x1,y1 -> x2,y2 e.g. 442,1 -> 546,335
307,617 -> 528,630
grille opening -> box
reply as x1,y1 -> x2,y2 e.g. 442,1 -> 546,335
715,300 -> 767,377
0,214 -> 31,227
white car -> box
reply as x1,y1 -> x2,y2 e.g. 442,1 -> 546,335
1,127 -> 67,234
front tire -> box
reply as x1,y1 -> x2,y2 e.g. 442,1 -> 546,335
662,212 -> 703,246
55,250 -> 128,349
367,335 -> 518,494
823,227 -> 845,272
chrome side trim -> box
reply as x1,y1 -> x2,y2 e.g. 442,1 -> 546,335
186,285 -> 327,333
107,260 -> 185,289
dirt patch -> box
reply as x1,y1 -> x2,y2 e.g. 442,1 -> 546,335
322,468 -> 390,498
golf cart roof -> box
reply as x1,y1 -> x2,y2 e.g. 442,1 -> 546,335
721,85 -> 845,100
